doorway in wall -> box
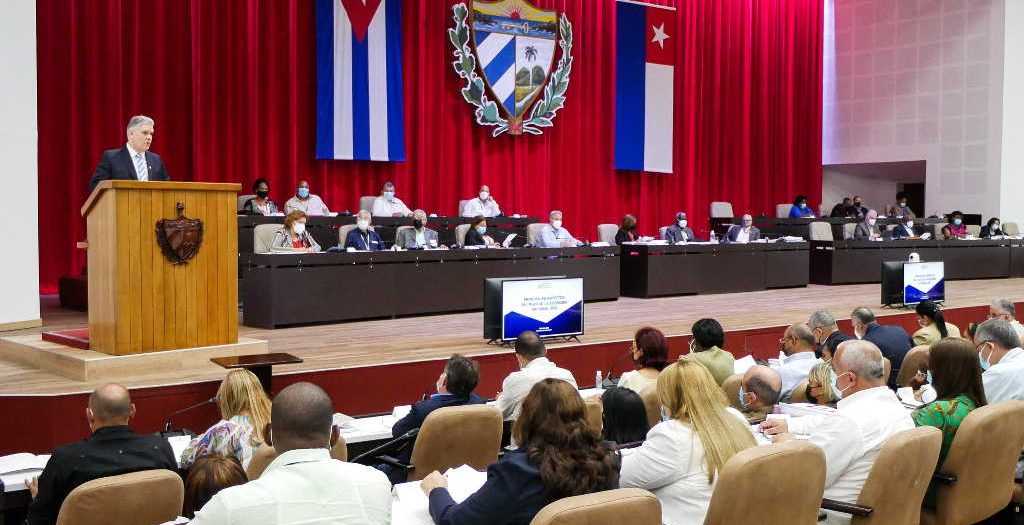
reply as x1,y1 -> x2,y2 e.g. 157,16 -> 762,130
822,160 -> 926,216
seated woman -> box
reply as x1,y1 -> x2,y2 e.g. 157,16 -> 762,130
182,456 -> 248,519
662,212 -> 699,243
343,210 -> 384,250
270,210 -> 321,252
420,379 -> 618,525
941,211 -> 968,239
620,359 -> 756,525
179,369 -> 272,470
889,213 -> 918,240
463,215 -> 498,247
618,327 -> 668,394
803,362 -> 839,407
615,214 -> 639,244
241,178 -> 278,216
911,338 -> 986,507
980,217 -> 1003,238
913,300 -> 961,346
600,387 -> 650,447
788,194 -> 815,218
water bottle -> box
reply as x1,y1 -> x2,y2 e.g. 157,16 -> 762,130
595,370 -> 604,390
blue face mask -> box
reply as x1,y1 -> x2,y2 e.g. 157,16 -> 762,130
737,386 -> 750,410
384,191 -> 395,200
926,370 -> 933,384
979,344 -> 992,371
476,225 -> 487,235
953,218 -> 962,226
297,187 -> 310,199
659,406 -> 671,422
799,203 -> 807,209
830,370 -> 843,399
900,202 -> 907,208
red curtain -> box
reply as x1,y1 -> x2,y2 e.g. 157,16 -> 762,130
37,0 -> 823,294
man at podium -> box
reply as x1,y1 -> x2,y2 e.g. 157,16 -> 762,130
88,115 -> 171,191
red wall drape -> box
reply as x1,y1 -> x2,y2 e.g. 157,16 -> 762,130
37,0 -> 823,293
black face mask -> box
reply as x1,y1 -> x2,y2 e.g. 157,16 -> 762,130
256,190 -> 269,199
413,219 -> 423,229
853,201 -> 861,207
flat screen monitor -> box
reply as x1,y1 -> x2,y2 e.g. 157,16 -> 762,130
485,277 -> 584,341
903,261 -> 945,305
880,261 -> 906,306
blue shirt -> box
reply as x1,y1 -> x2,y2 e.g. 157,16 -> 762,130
789,204 -> 814,218
777,351 -> 818,400
537,224 -> 578,248
343,228 -> 384,251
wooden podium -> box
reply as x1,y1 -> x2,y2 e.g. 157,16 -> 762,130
81,181 -> 242,355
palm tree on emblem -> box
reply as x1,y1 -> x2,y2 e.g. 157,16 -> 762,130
524,45 -> 537,61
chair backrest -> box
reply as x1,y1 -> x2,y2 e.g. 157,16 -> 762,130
458,199 -> 470,216
338,224 -> 376,245
809,221 -> 834,241
56,469 -> 184,525
788,380 -> 810,403
966,224 -> 981,237
237,194 -> 255,213
584,397 -> 603,434
658,226 -> 668,240
246,445 -> 278,479
776,204 -> 791,218
852,426 -> 942,525
332,433 -> 348,462
721,373 -> 743,411
638,385 -> 661,428
597,224 -> 618,245
527,223 -> 546,245
254,224 -> 282,253
704,441 -> 826,525
710,202 -> 734,219
931,399 -> 1024,525
455,223 -> 471,246
395,225 -> 413,246
896,345 -> 930,388
931,222 -> 945,238
842,223 -> 857,240
359,195 -> 376,212
882,357 -> 892,385
1003,221 -> 1020,236
530,488 -> 661,525
408,405 -> 503,481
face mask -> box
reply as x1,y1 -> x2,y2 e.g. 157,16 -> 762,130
994,223 -> 1000,230
678,219 -> 687,228
384,191 -> 395,201
688,339 -> 696,354
979,343 -> 992,371
357,220 -> 369,231
413,219 -> 423,229
926,370 -> 933,384
829,370 -> 843,399
659,406 -> 671,422
835,371 -> 853,395
867,219 -> 877,226
292,222 -> 305,235
256,190 -> 269,199
297,187 -> 310,199
900,202 -> 907,208
552,220 -> 562,229
436,379 -> 443,393
906,221 -> 914,229
479,191 -> 489,201
953,218 -> 962,226
476,225 -> 487,234
799,203 -> 807,209
737,386 -> 750,410
854,201 -> 862,207
743,221 -> 753,227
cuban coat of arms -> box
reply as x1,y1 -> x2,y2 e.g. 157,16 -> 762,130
450,0 -> 573,136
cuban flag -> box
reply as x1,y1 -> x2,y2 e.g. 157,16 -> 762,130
316,0 -> 405,161
614,0 -> 675,174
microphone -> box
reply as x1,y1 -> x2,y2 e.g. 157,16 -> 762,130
607,346 -> 635,381
163,396 -> 217,433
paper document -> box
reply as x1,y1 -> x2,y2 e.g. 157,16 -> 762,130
733,355 -> 756,375
0,453 -> 50,475
502,234 -> 517,248
392,465 -> 487,525
166,435 -> 192,464
333,412 -> 355,427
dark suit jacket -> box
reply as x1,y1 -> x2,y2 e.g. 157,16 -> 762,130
89,147 -> 170,191
389,393 -> 487,479
614,229 -> 637,245
889,224 -> 916,239
27,425 -> 177,525
980,225 -> 1003,238
853,221 -> 881,240
464,228 -> 487,246
725,225 -> 760,243
818,330 -> 852,359
862,322 -> 913,382
343,228 -> 384,251
662,224 -> 700,243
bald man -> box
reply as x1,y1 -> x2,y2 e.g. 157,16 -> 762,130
738,365 -> 782,421
27,383 -> 176,525
191,382 -> 391,525
777,323 -> 819,401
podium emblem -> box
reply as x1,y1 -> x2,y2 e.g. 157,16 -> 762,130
156,202 -> 203,264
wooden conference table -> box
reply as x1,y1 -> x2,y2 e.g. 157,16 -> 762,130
619,241 -> 810,298
240,246 -> 620,328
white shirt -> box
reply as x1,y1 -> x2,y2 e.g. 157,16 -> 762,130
189,448 -> 391,525
371,196 -> 412,217
537,224 -> 579,248
983,347 -> 1024,402
1011,321 -> 1024,343
462,197 -> 501,217
616,370 -> 658,395
736,228 -> 750,243
126,143 -> 149,181
495,357 -> 577,420
285,195 -> 331,216
788,386 -> 914,525
620,408 -> 749,525
776,351 -> 818,401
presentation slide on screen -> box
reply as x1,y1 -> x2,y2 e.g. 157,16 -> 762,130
904,261 -> 945,304
502,278 -> 584,340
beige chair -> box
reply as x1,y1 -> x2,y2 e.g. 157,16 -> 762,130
966,224 -> 981,237
638,385 -> 661,428
359,195 -> 376,212
788,380 -> 809,403
458,199 -> 470,216
55,469 -> 183,525
395,225 -> 413,248
237,194 -> 255,213
809,221 -> 834,242
597,224 -> 618,245
338,224 -> 376,246
527,223 -> 546,245
721,373 -> 743,411
705,441 -> 825,525
842,222 -> 857,240
249,434 -> 348,480
776,204 -> 791,218
530,488 -> 661,525
882,357 -> 892,385
407,405 -> 503,481
1003,221 -> 1019,236
455,223 -> 472,245
896,345 -> 930,388
710,201 -> 734,219
332,433 -> 349,462
254,223 -> 282,253
921,400 -> 1024,525
584,397 -> 603,434
822,426 -> 942,524
658,226 -> 668,240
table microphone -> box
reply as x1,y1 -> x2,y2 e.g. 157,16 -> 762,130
607,347 -> 635,381
163,396 -> 217,432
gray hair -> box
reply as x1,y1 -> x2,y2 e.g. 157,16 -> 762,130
747,370 -> 781,405
835,340 -> 885,381
866,209 -> 878,219
976,319 -> 1021,350
851,307 -> 875,324
808,310 -> 837,330
356,210 -> 371,221
991,298 -> 1016,317
790,323 -> 816,346
412,209 -> 427,220
549,210 -> 563,220
126,115 -> 155,132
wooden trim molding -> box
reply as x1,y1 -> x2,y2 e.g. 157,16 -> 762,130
0,318 -> 43,332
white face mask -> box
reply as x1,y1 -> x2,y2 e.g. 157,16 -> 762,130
552,220 -> 563,229
357,220 -> 369,231
479,191 -> 489,201
868,219 -> 877,226
678,219 -> 687,228
905,221 -> 914,229
292,222 -> 306,235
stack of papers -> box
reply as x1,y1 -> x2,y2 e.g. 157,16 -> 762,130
167,435 -> 192,465
392,465 -> 487,525
733,355 -> 757,375
0,453 -> 50,492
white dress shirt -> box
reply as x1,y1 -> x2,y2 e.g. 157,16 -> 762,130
125,143 -> 149,181
983,347 -> 1024,402
776,351 -> 818,401
735,228 -> 750,243
537,224 -> 579,248
462,197 -> 501,217
788,386 -> 914,525
620,408 -> 749,525
371,196 -> 412,216
616,370 -> 658,395
495,357 -> 578,420
285,195 -> 331,216
189,448 -> 391,525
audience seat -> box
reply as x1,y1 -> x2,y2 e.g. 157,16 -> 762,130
920,400 -> 1024,525
809,221 -> 834,242
455,223 -> 471,246
842,223 -> 856,240
359,195 -> 375,212
896,345 -> 930,388
55,469 -> 183,525
584,397 -> 603,434
775,204 -> 791,219
529,488 -> 661,525
597,224 -> 618,245
710,202 -> 734,219
788,380 -> 809,403
237,194 -> 255,213
338,224 -> 376,246
721,374 -> 743,411
253,223 -> 282,253
638,385 -> 660,428
658,226 -> 668,240
1003,222 -> 1019,236
247,434 -> 348,480
407,405 -> 502,481
966,224 -> 981,237
822,426 -> 942,524
458,199 -> 469,217
705,441 -> 826,525
526,223 -> 545,246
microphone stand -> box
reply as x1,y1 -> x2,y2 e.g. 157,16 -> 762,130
606,348 -> 635,386
160,396 -> 216,437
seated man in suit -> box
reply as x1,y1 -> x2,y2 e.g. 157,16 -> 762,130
496,331 -> 577,421
343,210 -> 385,251
396,209 -> 439,249
808,310 -> 852,362
26,383 -> 177,525
853,209 -> 882,240
662,211 -> 699,243
889,212 -> 919,240
89,115 -> 171,191
724,214 -> 760,243
384,354 -> 487,483
850,306 -> 912,387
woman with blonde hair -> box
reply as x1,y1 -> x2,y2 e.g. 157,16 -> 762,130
804,361 -> 839,406
179,369 -> 272,470
620,359 -> 756,524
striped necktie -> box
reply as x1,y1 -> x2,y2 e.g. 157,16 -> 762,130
134,153 -> 149,182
